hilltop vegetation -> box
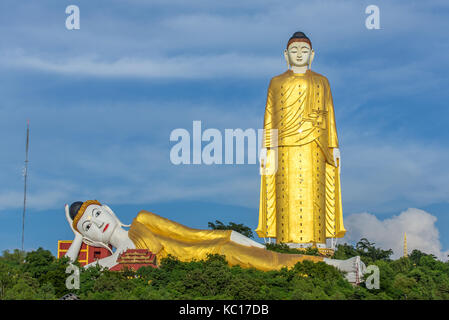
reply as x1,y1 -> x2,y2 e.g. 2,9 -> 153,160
1,238 -> 448,300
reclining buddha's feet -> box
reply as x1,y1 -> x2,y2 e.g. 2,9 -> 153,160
230,231 -> 265,248
323,256 -> 366,284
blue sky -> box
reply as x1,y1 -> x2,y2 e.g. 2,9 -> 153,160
0,0 -> 448,259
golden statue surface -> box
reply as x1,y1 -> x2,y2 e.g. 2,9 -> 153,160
257,32 -> 346,247
62,200 -> 360,281
64,201 -> 325,271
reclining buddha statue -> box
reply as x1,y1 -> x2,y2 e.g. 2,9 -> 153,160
64,200 -> 365,283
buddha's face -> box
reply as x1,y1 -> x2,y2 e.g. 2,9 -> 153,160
284,42 -> 314,68
77,204 -> 117,244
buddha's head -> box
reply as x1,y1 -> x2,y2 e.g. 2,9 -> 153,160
284,31 -> 315,69
68,200 -> 128,251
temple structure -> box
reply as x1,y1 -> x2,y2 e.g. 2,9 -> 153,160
58,241 -> 157,270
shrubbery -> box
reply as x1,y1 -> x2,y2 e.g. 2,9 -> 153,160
1,239 -> 448,300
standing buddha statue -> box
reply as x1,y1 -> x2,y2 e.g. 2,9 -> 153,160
256,31 -> 346,250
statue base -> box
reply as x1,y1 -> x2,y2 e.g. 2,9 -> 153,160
316,248 -> 335,257
110,249 -> 157,271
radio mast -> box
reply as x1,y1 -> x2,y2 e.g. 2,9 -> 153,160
21,120 -> 30,251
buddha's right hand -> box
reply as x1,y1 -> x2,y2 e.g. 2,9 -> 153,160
259,148 -> 267,168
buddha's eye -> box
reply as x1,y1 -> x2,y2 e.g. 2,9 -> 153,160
85,223 -> 91,231
95,210 -> 101,217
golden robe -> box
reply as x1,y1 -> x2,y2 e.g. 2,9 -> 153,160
256,69 -> 346,244
128,210 -> 323,271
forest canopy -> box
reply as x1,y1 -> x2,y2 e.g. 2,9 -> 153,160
1,237 -> 448,300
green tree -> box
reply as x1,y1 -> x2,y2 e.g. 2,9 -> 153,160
22,247 -> 55,281
2,237 -> 449,300
265,243 -> 320,256
0,249 -> 26,266
333,243 -> 359,260
208,220 -> 254,238
355,238 -> 393,264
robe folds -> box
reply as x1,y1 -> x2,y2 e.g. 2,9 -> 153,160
128,210 -> 323,271
256,69 -> 346,244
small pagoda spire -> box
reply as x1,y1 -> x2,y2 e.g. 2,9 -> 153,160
403,232 -> 408,258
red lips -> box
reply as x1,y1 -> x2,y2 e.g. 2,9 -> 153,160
103,223 -> 109,233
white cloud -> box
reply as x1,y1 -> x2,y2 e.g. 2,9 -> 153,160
0,53 -> 280,79
1,0 -> 448,85
342,208 -> 449,261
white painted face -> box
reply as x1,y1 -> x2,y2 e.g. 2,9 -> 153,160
76,204 -> 117,244
285,42 -> 314,67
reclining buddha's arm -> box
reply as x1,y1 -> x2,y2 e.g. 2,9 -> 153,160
65,204 -> 83,263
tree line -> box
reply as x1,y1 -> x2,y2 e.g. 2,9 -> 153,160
0,220 -> 448,300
